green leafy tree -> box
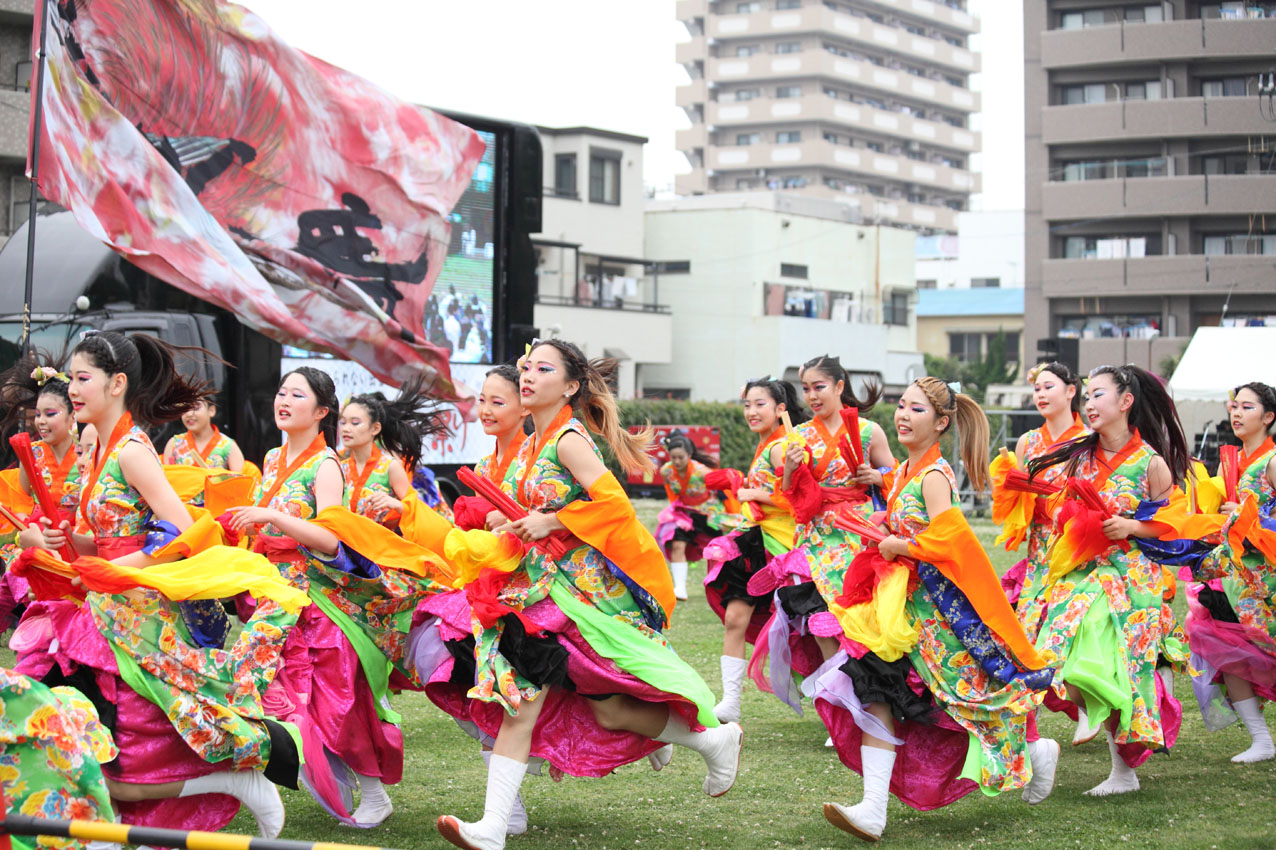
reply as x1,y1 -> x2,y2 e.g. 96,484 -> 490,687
923,329 -> 1018,403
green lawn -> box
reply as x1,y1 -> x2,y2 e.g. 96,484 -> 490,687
8,503 -> 1276,849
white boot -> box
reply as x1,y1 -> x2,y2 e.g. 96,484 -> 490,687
1231,697 -> 1275,763
1072,707 -> 1100,746
481,750 -> 528,834
823,746 -> 894,842
1157,666 -> 1175,701
670,561 -> 689,601
437,754 -> 528,850
714,655 -> 747,723
1084,730 -> 1140,796
655,714 -> 743,797
1022,738 -> 1060,804
647,743 -> 674,771
179,770 -> 285,838
349,772 -> 394,827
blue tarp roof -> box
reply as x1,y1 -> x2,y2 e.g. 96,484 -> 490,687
916,288 -> 1024,318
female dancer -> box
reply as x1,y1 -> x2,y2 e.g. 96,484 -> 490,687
12,331 -> 299,836
820,377 -> 1057,841
1182,381 -> 1276,762
226,366 -> 408,828
702,378 -> 806,723
339,377 -> 447,528
436,340 -> 741,850
453,364 -> 526,532
991,361 -> 1085,641
161,396 -> 244,471
763,356 -> 893,712
656,431 -> 738,601
1029,364 -> 1190,795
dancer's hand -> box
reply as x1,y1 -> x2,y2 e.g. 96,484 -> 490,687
783,442 -> 806,475
853,463 -> 882,487
506,511 -> 564,542
1101,516 -> 1136,540
484,510 -> 507,531
878,534 -> 910,561
1219,501 -> 1238,515
365,492 -> 403,516
33,517 -> 70,550
224,505 -> 279,534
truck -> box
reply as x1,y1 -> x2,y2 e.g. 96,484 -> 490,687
0,111 -> 543,501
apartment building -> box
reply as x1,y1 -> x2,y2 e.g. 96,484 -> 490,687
675,0 -> 982,234
1025,2 -> 1276,376
0,0 -> 32,246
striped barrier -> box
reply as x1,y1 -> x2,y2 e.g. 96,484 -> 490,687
0,815 -> 404,850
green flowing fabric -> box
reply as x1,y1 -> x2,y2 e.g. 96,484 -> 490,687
1058,592 -> 1133,731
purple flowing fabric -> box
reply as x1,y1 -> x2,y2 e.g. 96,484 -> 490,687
413,590 -> 702,778
12,598 -> 239,830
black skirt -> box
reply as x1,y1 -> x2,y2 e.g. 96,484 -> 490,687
777,581 -> 828,619
839,651 -> 936,725
1197,585 -> 1241,624
670,510 -> 715,544
705,525 -> 773,609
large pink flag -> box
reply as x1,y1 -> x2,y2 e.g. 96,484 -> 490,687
29,0 -> 485,398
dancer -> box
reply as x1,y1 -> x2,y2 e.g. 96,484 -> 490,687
161,396 -> 244,471
702,378 -> 806,723
820,377 -> 1058,841
339,376 -> 447,528
1181,381 -> 1276,762
1029,364 -> 1191,796
9,331 -> 300,836
655,431 -> 739,601
435,340 -> 741,850
453,364 -> 526,532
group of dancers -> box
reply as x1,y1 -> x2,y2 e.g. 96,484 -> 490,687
0,332 -> 1272,848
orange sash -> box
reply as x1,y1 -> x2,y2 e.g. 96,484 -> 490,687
257,433 -> 327,508
78,413 -> 135,531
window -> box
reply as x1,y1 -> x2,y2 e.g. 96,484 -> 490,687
990,331 -> 1020,362
780,262 -> 809,279
823,132 -> 840,144
883,291 -> 909,326
949,332 -> 981,362
1202,77 -> 1248,98
776,130 -> 801,143
653,260 -> 691,274
776,85 -> 802,98
917,279 -> 937,290
588,149 -> 621,205
865,141 -> 883,153
553,154 -> 577,198
731,88 -> 761,101
1060,83 -> 1107,105
1062,234 -> 1161,259
736,1 -> 761,11
775,42 -> 802,54
9,176 -> 33,235
971,277 -> 1000,288
736,45 -> 760,57
1058,156 -> 1167,181
736,132 -> 761,145
1204,234 -> 1276,255
1201,153 -> 1249,175
776,0 -> 802,8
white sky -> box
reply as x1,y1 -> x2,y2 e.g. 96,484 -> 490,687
241,0 -> 1024,210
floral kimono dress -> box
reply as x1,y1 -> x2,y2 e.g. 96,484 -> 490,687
1,438 -> 81,620
654,458 -> 741,563
166,427 -> 235,469
342,445 -> 400,528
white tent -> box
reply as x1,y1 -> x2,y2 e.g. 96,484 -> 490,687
1170,327 -> 1276,402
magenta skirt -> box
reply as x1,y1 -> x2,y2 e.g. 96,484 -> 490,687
412,590 -> 702,778
1185,581 -> 1276,703
12,599 -> 238,830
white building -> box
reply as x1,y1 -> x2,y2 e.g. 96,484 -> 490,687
914,209 -> 1024,290
532,126 -> 672,398
642,191 -> 923,401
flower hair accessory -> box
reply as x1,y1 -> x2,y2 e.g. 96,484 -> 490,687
30,366 -> 69,386
1026,362 -> 1048,384
516,337 -> 543,371
946,381 -> 961,395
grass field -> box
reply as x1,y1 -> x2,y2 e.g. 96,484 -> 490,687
9,501 -> 1276,849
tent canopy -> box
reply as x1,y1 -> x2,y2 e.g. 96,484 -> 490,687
1170,327 -> 1276,402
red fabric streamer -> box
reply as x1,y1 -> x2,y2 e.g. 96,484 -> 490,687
838,407 -> 863,469
458,466 -> 580,559
1219,445 -> 1240,504
835,546 -> 909,608
783,462 -> 825,525
464,568 -> 544,635
452,495 -> 498,532
8,433 -> 77,562
1004,468 -> 1063,496
704,467 -> 744,494
11,547 -> 83,601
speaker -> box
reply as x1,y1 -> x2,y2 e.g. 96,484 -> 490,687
1036,337 -> 1079,373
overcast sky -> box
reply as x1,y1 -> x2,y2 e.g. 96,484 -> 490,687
242,0 -> 1024,210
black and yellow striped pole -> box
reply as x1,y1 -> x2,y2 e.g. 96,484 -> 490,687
0,815 -> 405,850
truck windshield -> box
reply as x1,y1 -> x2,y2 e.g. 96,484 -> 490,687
0,321 -> 91,372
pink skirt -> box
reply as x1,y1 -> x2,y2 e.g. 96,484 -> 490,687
1185,582 -> 1276,703
12,599 -> 238,830
413,590 -> 702,778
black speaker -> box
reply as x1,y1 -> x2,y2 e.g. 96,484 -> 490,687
1036,337 -> 1079,373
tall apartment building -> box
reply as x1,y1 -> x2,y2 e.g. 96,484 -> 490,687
0,0 -> 33,246
1025,2 -> 1276,376
675,0 -> 982,234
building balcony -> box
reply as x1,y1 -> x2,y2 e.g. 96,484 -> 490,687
1041,96 -> 1268,145
769,182 -> 960,231
676,123 -> 708,151
677,35 -> 707,67
676,0 -> 707,24
1041,17 -> 1276,69
1041,174 -> 1276,221
0,0 -> 35,17
707,94 -> 978,152
0,88 -> 29,160
675,169 -> 709,195
707,50 -> 979,113
853,0 -> 979,35
676,78 -> 708,109
1041,254 -> 1276,298
709,5 -> 978,74
708,139 -> 979,195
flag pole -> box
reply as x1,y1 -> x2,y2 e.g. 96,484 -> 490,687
19,0 -> 52,356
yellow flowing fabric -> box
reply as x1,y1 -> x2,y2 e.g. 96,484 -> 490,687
827,563 -> 919,662
0,467 -> 35,532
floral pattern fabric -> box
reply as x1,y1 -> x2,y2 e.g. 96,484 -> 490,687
1013,426 -> 1073,640
342,450 -> 398,527
1035,442 -> 1170,749
167,430 -> 234,470
660,459 -> 739,530
31,438 -> 82,513
890,456 -> 1039,795
0,667 -> 116,849
80,427 -> 155,538
795,419 -> 875,603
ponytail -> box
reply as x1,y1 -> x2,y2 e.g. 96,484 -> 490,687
346,375 -> 449,473
913,376 -> 990,492
801,354 -> 882,413
72,331 -> 208,425
280,367 -> 339,448
1028,360 -> 1083,414
532,339 -> 654,476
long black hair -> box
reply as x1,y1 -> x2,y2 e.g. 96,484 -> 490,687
1234,381 -> 1276,435
662,429 -> 718,468
800,354 -> 882,413
742,377 -> 810,427
345,375 -> 449,473
280,366 -> 339,448
71,331 -> 207,425
1029,360 -> 1083,414
1028,364 -> 1190,486
0,353 -> 73,430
